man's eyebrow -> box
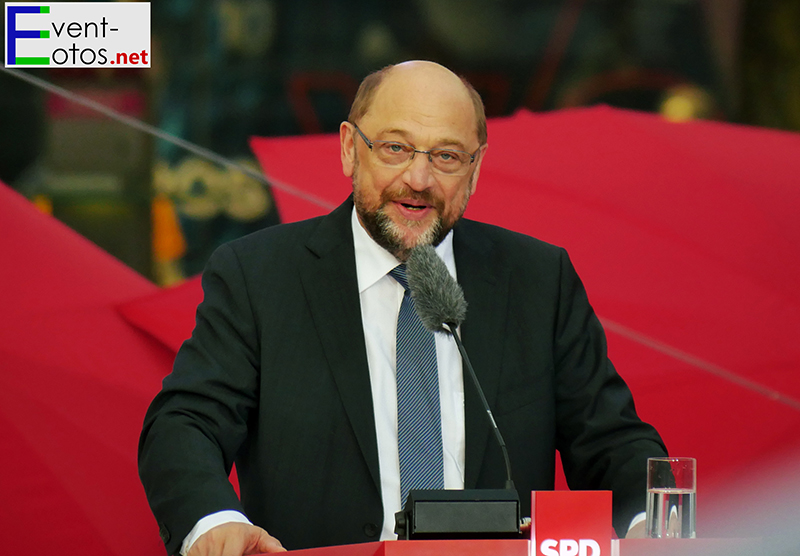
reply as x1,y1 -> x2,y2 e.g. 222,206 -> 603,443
376,128 -> 469,150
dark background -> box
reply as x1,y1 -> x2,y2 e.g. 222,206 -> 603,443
1,0 -> 797,283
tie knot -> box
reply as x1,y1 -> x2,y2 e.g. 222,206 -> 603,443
389,264 -> 410,292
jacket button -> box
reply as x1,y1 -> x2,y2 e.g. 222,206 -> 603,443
363,522 -> 379,537
158,523 -> 171,544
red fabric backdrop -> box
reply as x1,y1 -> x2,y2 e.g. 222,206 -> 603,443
0,183 -> 172,555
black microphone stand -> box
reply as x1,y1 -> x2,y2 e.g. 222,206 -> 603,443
445,322 -> 516,492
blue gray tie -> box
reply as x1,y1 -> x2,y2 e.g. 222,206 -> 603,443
389,264 -> 445,503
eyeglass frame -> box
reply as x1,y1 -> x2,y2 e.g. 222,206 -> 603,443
350,122 -> 481,176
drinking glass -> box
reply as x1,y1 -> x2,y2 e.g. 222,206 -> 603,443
646,457 -> 696,538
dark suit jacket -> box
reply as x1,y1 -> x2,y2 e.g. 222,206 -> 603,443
138,197 -> 667,554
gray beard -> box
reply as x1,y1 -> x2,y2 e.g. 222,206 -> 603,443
353,186 -> 447,262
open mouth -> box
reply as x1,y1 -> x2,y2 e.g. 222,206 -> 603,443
400,201 -> 429,211
391,199 -> 434,221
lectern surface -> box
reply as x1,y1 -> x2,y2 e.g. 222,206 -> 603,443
288,539 -> 528,556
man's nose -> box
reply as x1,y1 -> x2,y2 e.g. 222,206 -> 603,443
402,151 -> 436,191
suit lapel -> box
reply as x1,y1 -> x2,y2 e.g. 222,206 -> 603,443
454,220 -> 511,489
299,198 -> 381,492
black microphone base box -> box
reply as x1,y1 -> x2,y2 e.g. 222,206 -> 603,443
394,489 -> 521,540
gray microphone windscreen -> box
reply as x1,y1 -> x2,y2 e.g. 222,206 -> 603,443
405,244 -> 467,333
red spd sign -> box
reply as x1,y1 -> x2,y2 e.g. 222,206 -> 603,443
531,491 -> 612,556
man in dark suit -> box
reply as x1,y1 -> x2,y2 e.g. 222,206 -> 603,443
139,61 -> 667,556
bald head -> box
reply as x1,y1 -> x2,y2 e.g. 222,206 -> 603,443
348,61 -> 487,145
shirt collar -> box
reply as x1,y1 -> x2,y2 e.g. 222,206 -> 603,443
351,206 -> 456,294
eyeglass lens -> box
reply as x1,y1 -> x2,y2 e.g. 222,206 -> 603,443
372,141 -> 470,175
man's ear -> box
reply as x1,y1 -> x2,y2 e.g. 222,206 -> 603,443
340,121 -> 356,178
469,144 -> 488,195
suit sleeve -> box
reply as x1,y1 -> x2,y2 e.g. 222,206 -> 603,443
138,243 -> 260,555
552,248 -> 668,537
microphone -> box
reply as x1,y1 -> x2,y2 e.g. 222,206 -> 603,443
393,245 -> 520,541
405,243 -> 467,333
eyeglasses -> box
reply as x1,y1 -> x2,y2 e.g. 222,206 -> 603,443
352,123 -> 480,177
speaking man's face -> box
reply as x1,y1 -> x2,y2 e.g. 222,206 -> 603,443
340,62 -> 485,261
